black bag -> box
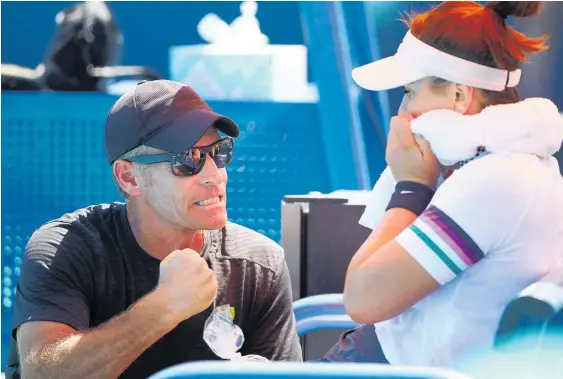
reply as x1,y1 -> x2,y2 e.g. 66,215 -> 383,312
2,1 -> 160,92
40,1 -> 123,91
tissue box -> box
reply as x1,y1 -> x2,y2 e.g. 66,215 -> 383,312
169,44 -> 309,101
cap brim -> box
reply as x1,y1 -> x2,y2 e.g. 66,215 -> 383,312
144,109 -> 240,153
352,55 -> 426,91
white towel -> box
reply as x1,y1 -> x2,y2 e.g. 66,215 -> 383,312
359,98 -> 563,230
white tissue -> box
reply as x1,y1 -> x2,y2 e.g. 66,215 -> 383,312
197,1 -> 268,49
203,305 -> 245,360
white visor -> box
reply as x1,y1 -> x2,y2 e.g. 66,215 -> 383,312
352,31 -> 521,92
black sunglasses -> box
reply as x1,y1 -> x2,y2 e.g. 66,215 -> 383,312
128,137 -> 234,176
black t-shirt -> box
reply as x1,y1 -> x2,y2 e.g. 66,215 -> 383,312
12,203 -> 302,378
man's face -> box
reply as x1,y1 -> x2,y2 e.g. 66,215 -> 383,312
138,128 -> 229,231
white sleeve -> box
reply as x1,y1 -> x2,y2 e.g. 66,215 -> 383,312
358,167 -> 396,230
395,155 -> 533,285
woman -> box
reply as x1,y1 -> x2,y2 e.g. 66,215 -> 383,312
343,1 -> 563,369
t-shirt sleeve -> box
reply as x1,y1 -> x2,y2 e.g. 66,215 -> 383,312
12,223 -> 93,338
241,259 -> 303,361
395,155 -> 533,285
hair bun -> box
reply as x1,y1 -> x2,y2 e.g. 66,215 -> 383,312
486,1 -> 543,19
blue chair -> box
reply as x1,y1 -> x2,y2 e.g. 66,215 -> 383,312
461,268 -> 563,379
293,293 -> 359,337
294,293 -> 389,364
495,267 -> 563,348
294,267 -> 563,350
290,269 -> 563,371
148,361 -> 473,379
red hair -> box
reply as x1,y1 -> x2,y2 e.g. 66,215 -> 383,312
406,1 -> 549,105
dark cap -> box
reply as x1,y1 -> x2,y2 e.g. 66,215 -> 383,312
104,80 -> 240,164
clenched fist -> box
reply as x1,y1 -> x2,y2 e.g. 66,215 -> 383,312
156,248 -> 218,324
386,114 -> 440,189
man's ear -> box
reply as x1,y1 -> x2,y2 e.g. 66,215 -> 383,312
113,160 -> 143,198
453,84 -> 476,115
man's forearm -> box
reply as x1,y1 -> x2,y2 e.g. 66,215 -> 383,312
24,289 -> 178,379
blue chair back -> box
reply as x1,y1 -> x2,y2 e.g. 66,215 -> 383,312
148,361 -> 473,379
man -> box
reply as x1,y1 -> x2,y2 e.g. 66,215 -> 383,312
10,80 -> 302,379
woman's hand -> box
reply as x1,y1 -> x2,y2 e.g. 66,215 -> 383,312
386,114 -> 440,189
